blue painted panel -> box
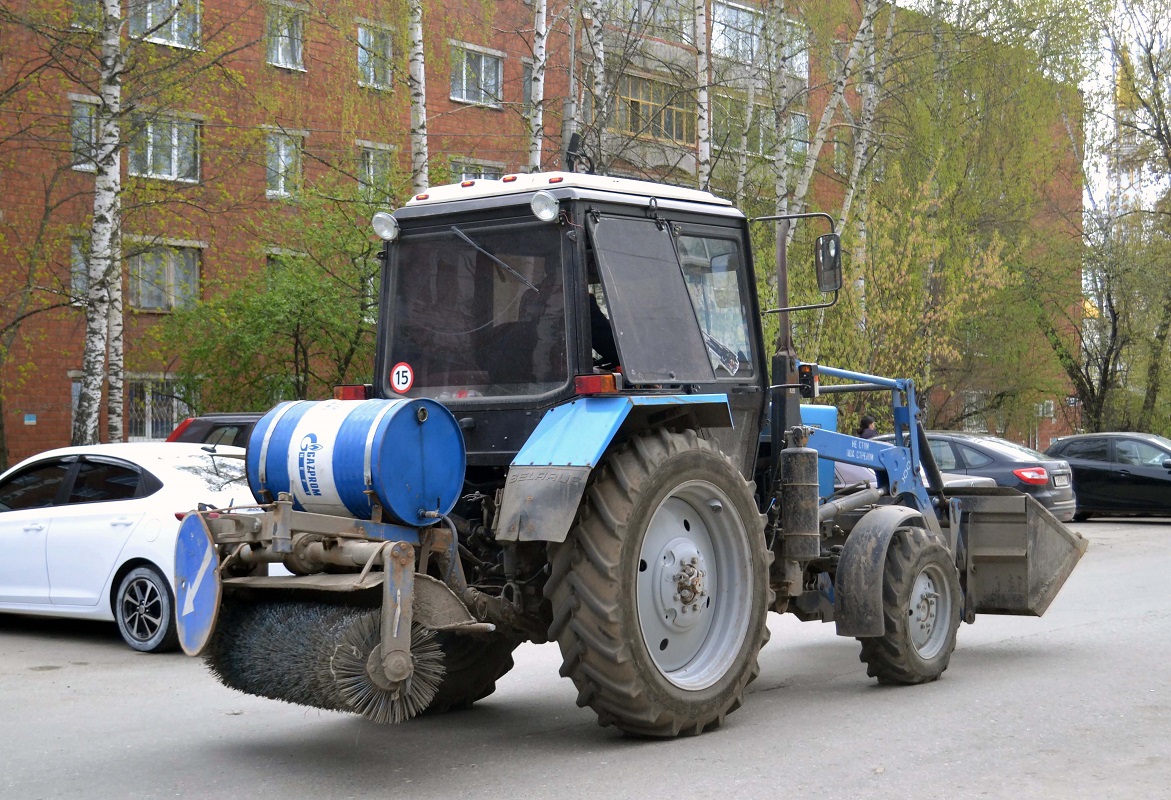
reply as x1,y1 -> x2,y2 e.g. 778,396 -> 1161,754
799,405 -> 838,498
513,394 -> 731,468
174,513 -> 221,656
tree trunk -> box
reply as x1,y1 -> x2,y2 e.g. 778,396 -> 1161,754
1138,286 -> 1171,430
586,0 -> 607,163
106,224 -> 124,442
735,82 -> 756,204
695,0 -> 710,189
73,0 -> 124,446
408,0 -> 428,193
528,0 -> 548,172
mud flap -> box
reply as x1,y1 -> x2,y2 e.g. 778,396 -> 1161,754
949,488 -> 1088,617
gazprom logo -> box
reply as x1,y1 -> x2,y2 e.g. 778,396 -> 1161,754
297,433 -> 324,496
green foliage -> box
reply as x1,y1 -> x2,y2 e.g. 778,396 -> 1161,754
154,175 -> 395,411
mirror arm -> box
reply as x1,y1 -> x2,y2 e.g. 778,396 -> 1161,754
750,212 -> 836,233
761,289 -> 840,315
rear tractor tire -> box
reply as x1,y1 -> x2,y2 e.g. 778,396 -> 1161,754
545,429 -> 771,737
858,527 -> 961,685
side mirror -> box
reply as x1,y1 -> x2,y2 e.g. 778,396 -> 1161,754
1162,458 -> 1171,470
815,233 -> 842,293
710,253 -> 739,273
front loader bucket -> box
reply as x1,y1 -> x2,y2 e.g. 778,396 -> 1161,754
948,488 -> 1089,617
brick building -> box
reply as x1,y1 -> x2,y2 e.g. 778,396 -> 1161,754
0,0 -> 1080,466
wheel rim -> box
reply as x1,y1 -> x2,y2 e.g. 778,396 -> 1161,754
908,563 -> 952,659
636,480 -> 753,690
121,577 -> 164,643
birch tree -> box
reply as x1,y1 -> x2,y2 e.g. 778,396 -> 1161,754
73,0 -> 124,446
695,0 -> 711,188
528,0 -> 549,171
408,0 -> 429,192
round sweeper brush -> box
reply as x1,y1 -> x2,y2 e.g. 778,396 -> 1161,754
327,612 -> 445,724
205,599 -> 445,723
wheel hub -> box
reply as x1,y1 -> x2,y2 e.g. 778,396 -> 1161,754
652,538 -> 709,631
910,569 -> 944,654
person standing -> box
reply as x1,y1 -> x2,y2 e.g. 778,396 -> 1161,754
857,415 -> 877,439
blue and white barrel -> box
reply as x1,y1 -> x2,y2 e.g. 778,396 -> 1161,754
245,398 -> 465,527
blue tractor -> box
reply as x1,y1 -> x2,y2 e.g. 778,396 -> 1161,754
176,172 -> 1086,736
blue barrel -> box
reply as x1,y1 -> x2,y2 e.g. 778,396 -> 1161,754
245,398 -> 466,526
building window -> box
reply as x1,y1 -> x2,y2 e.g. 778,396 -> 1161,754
267,5 -> 304,70
781,20 -> 809,82
128,0 -> 200,48
129,245 -> 199,311
712,96 -> 770,155
647,0 -> 694,44
127,378 -> 193,441
358,24 -> 393,89
359,144 -> 395,198
129,115 -> 199,182
70,238 -> 90,305
71,100 -> 97,171
787,112 -> 809,158
962,391 -> 989,433
833,129 -> 852,174
615,75 -> 696,144
450,44 -> 503,106
712,2 -> 761,62
266,132 -> 301,197
451,160 -> 503,181
522,63 -> 534,115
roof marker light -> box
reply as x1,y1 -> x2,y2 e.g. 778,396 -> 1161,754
548,176 -> 564,184
461,180 -> 475,187
415,193 -> 429,200
502,175 -> 518,182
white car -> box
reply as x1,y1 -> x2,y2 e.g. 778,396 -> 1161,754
0,443 -> 250,652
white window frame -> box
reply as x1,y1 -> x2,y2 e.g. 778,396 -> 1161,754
450,42 -> 504,107
70,96 -> 98,172
125,374 -> 194,441
129,114 -> 200,182
357,23 -> 393,90
781,19 -> 809,82
712,2 -> 761,63
266,130 -> 303,198
712,95 -> 770,156
266,4 -> 306,71
128,243 -> 200,312
451,159 -> 504,181
787,112 -> 809,157
129,0 -> 201,49
358,141 -> 396,196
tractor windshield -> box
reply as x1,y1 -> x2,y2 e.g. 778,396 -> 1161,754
384,221 -> 568,399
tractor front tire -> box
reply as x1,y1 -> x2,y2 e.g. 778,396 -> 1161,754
545,429 -> 771,737
858,527 -> 961,685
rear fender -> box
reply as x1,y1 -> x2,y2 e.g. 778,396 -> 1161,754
495,394 -> 732,543
834,505 -> 930,637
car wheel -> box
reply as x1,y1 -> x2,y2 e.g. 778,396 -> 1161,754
115,566 -> 179,653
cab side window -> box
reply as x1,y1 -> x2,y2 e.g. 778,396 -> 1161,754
676,234 -> 754,378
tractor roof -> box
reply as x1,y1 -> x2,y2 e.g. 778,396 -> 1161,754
405,171 -> 734,209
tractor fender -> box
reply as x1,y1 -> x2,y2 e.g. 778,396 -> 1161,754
495,394 -> 732,543
834,504 -> 930,637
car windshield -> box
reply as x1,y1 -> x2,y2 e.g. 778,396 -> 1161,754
386,221 -> 567,399
974,437 -> 1050,461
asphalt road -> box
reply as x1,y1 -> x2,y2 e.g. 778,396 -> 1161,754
1,518 -> 1168,800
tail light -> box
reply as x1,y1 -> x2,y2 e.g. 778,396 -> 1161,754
166,417 -> 195,442
1013,466 -> 1049,485
574,373 -> 620,395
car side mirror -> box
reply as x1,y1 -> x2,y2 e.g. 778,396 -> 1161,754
815,233 -> 842,293
1163,458 -> 1171,470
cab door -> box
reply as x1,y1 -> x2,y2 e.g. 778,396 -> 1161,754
0,459 -> 73,604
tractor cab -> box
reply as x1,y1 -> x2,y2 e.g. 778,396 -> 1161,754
375,172 -> 769,474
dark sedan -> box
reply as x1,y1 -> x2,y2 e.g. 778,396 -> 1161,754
875,431 -> 1077,521
1045,432 -> 1171,519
